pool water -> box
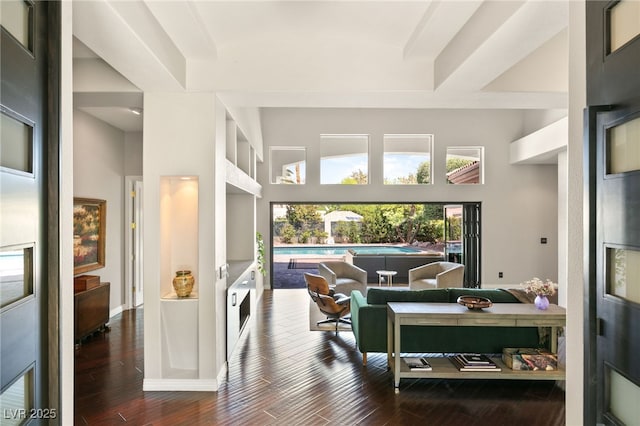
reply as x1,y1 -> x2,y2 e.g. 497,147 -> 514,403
273,245 -> 422,256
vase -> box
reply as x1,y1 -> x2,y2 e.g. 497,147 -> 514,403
534,294 -> 549,310
173,270 -> 194,297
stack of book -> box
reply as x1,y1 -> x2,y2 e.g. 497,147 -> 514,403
403,357 -> 433,371
502,348 -> 558,371
449,353 -> 501,371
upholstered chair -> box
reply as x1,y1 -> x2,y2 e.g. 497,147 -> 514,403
408,261 -> 465,290
317,261 -> 368,296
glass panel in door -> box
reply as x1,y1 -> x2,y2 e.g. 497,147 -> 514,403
444,205 -> 463,264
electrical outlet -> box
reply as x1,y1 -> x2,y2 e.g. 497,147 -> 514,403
541,237 -> 548,244
498,272 -> 503,279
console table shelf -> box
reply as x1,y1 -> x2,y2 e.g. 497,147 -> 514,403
386,302 -> 566,392
390,356 -> 565,381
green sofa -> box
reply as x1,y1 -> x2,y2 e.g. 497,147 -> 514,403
350,287 -> 546,365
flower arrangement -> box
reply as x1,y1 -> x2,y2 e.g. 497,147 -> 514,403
522,277 -> 557,297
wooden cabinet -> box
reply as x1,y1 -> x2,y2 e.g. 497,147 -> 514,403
74,282 -> 110,342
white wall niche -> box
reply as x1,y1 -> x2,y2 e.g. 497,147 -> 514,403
160,176 -> 199,299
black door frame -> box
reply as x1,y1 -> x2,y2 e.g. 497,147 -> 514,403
0,0 -> 61,416
585,1 -> 640,423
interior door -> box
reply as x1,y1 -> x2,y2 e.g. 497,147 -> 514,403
1,1 -> 59,421
125,177 -> 144,308
586,1 -> 640,424
133,180 -> 144,307
594,105 -> 640,426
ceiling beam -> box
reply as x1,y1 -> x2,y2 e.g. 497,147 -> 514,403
219,90 -> 567,110
73,0 -> 185,92
435,0 -> 568,91
403,0 -> 483,60
145,0 -> 217,60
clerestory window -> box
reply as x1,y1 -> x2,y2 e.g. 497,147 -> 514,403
383,134 -> 433,185
320,134 -> 369,185
446,147 -> 484,185
270,147 -> 306,184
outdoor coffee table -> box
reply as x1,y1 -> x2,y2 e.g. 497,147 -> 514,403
376,270 -> 397,287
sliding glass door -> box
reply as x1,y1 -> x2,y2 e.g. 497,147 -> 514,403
444,203 -> 481,288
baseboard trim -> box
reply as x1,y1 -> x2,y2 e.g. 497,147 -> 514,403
109,304 -> 124,318
143,378 -> 218,392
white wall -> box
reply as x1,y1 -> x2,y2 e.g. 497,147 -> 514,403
73,109 -> 126,315
124,131 -> 143,176
142,92 -> 223,389
257,108 -> 558,286
60,3 -> 75,423
566,1 -> 586,423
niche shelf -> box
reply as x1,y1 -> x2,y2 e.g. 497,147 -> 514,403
159,176 -> 199,378
159,176 -> 199,299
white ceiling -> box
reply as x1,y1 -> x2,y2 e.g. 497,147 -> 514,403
72,0 -> 569,133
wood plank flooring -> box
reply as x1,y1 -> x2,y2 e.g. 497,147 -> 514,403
75,289 -> 565,425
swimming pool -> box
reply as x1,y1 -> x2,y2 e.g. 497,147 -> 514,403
273,245 -> 423,256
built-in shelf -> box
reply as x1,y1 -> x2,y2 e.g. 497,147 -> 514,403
159,176 -> 199,297
394,356 -> 566,381
159,176 -> 199,379
224,108 -> 260,362
161,292 -> 199,300
226,159 -> 262,196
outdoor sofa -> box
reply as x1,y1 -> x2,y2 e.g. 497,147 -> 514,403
350,287 -> 547,365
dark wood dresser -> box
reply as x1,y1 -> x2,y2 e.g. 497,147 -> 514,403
74,282 -> 110,343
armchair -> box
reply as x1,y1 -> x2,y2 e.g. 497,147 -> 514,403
408,261 -> 465,290
304,273 -> 351,335
317,261 -> 367,296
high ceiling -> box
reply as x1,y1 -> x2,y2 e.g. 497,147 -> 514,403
73,0 -> 569,133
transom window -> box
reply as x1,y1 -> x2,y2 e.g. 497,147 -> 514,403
270,147 -> 306,184
446,147 -> 484,185
383,134 -> 433,185
320,134 -> 368,185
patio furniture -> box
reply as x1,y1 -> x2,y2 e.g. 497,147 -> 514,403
376,270 -> 397,287
408,261 -> 465,289
317,261 -> 368,295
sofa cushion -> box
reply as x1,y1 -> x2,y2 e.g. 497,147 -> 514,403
366,288 -> 449,305
447,288 -> 520,304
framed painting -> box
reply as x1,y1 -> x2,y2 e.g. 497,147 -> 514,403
73,198 -> 106,274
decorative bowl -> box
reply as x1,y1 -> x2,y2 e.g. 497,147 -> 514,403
457,295 -> 493,310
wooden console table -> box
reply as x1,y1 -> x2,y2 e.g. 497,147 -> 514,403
74,282 -> 110,343
386,302 -> 566,392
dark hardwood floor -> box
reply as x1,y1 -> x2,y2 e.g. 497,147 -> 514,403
75,289 -> 565,425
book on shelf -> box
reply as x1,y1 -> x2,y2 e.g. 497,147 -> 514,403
449,354 -> 501,372
459,353 -> 493,365
403,357 -> 432,371
502,348 -> 558,371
